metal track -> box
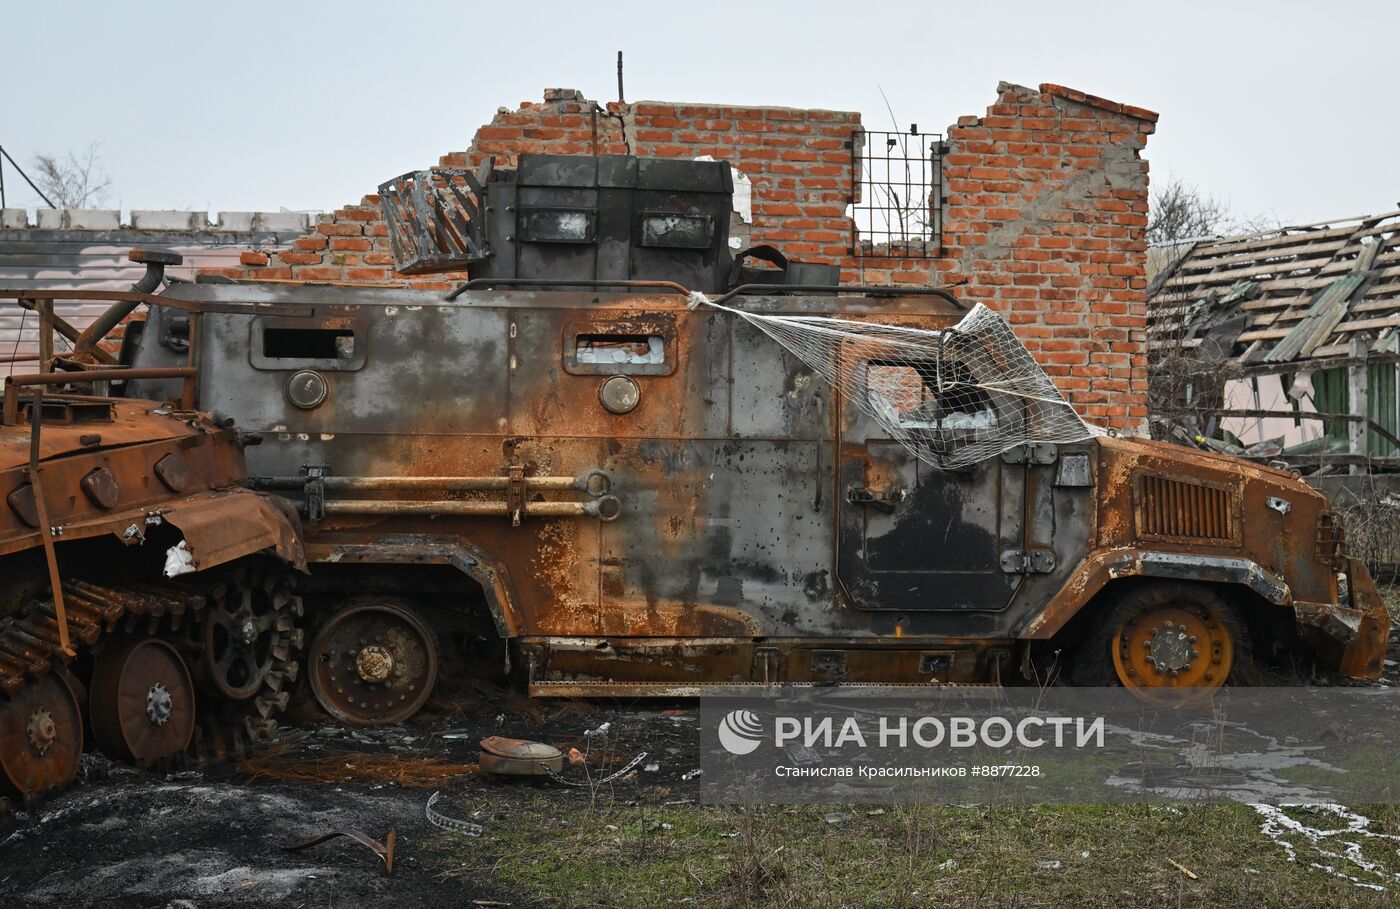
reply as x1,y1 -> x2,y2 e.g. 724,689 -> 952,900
0,580 -> 206,700
0,570 -> 301,815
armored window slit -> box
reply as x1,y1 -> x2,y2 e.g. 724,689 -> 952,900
563,317 -> 677,377
262,328 -> 355,360
574,334 -> 666,367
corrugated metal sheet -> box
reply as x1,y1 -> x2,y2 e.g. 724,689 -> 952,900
1369,363 -> 1398,457
1263,273 -> 1367,363
1311,368 -> 1350,442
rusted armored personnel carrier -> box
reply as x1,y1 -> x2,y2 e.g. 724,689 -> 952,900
0,252 -> 307,800
7,155 -> 1388,738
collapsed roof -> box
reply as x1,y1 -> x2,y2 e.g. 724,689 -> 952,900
1147,210 -> 1400,369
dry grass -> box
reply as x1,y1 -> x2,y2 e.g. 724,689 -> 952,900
423,795 -> 1400,909
236,743 -> 478,788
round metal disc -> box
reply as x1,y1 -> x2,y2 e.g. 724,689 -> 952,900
599,375 -> 640,414
1113,604 -> 1233,703
202,568 -> 288,700
90,637 -> 196,767
308,602 -> 437,726
0,674 -> 83,797
287,370 -> 328,409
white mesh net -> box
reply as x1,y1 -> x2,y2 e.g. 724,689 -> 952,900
688,293 -> 1103,469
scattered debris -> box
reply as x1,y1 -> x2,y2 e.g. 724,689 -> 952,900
938,859 -> 958,871
643,762 -> 660,772
543,751 -> 650,788
584,722 -> 612,738
238,743 -> 477,788
567,747 -> 586,766
1039,860 -> 1062,870
426,791 -> 484,837
824,812 -> 851,825
479,737 -> 563,777
283,827 -> 396,876
1167,858 -> 1198,880
680,769 -> 703,781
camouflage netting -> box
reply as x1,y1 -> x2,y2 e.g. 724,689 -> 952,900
688,294 -> 1103,469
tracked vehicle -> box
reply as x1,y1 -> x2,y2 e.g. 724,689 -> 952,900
0,251 -> 308,800
4,155 -> 1388,744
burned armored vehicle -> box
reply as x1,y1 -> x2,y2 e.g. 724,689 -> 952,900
11,154 -> 1388,737
0,251 -> 307,799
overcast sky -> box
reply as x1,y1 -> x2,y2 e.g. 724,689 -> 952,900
4,0 -> 1396,228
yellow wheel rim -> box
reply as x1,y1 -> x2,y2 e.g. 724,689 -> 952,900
1111,604 -> 1233,700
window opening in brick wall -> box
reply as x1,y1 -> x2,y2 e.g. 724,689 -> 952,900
851,127 -> 944,258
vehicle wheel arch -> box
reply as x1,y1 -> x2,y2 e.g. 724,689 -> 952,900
299,536 -> 523,639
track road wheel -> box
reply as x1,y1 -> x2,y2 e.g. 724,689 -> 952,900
1072,583 -> 1255,702
201,562 -> 296,701
90,637 -> 196,768
0,674 -> 83,797
308,601 -> 437,726
184,561 -> 303,765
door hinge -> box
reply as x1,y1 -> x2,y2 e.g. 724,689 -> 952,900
1000,548 -> 1056,574
1001,444 -> 1058,465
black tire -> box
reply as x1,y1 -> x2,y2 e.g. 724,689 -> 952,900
1070,582 -> 1257,688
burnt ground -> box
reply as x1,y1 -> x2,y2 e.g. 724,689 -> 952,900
0,689 -> 706,909
3,622 -> 1399,909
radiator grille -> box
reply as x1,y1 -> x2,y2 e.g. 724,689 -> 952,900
1138,475 -> 1237,541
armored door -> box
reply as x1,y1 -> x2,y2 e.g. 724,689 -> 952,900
835,359 -> 1024,612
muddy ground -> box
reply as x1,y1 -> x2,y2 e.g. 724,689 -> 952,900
0,690 -> 705,908
3,624 -> 1399,909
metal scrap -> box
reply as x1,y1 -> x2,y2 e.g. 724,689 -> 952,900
426,791 -> 484,837
283,827 -> 396,875
542,750 -> 649,787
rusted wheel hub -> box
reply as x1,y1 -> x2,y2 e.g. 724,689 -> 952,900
356,645 -> 394,683
147,682 -> 174,727
0,674 -> 83,796
90,637 -> 195,767
26,708 -> 57,755
1113,604 -> 1233,696
308,602 -> 437,726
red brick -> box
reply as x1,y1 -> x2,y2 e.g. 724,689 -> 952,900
239,251 -> 269,267
295,267 -> 343,281
316,221 -> 361,236
278,251 -> 323,266
345,267 -> 391,281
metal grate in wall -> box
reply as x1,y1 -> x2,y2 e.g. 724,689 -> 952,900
850,127 -> 943,259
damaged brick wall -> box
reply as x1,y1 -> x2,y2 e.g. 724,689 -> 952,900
207,82 -> 1155,432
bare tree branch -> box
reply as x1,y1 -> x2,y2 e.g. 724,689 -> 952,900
31,142 -> 111,209
1147,177 -> 1283,246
